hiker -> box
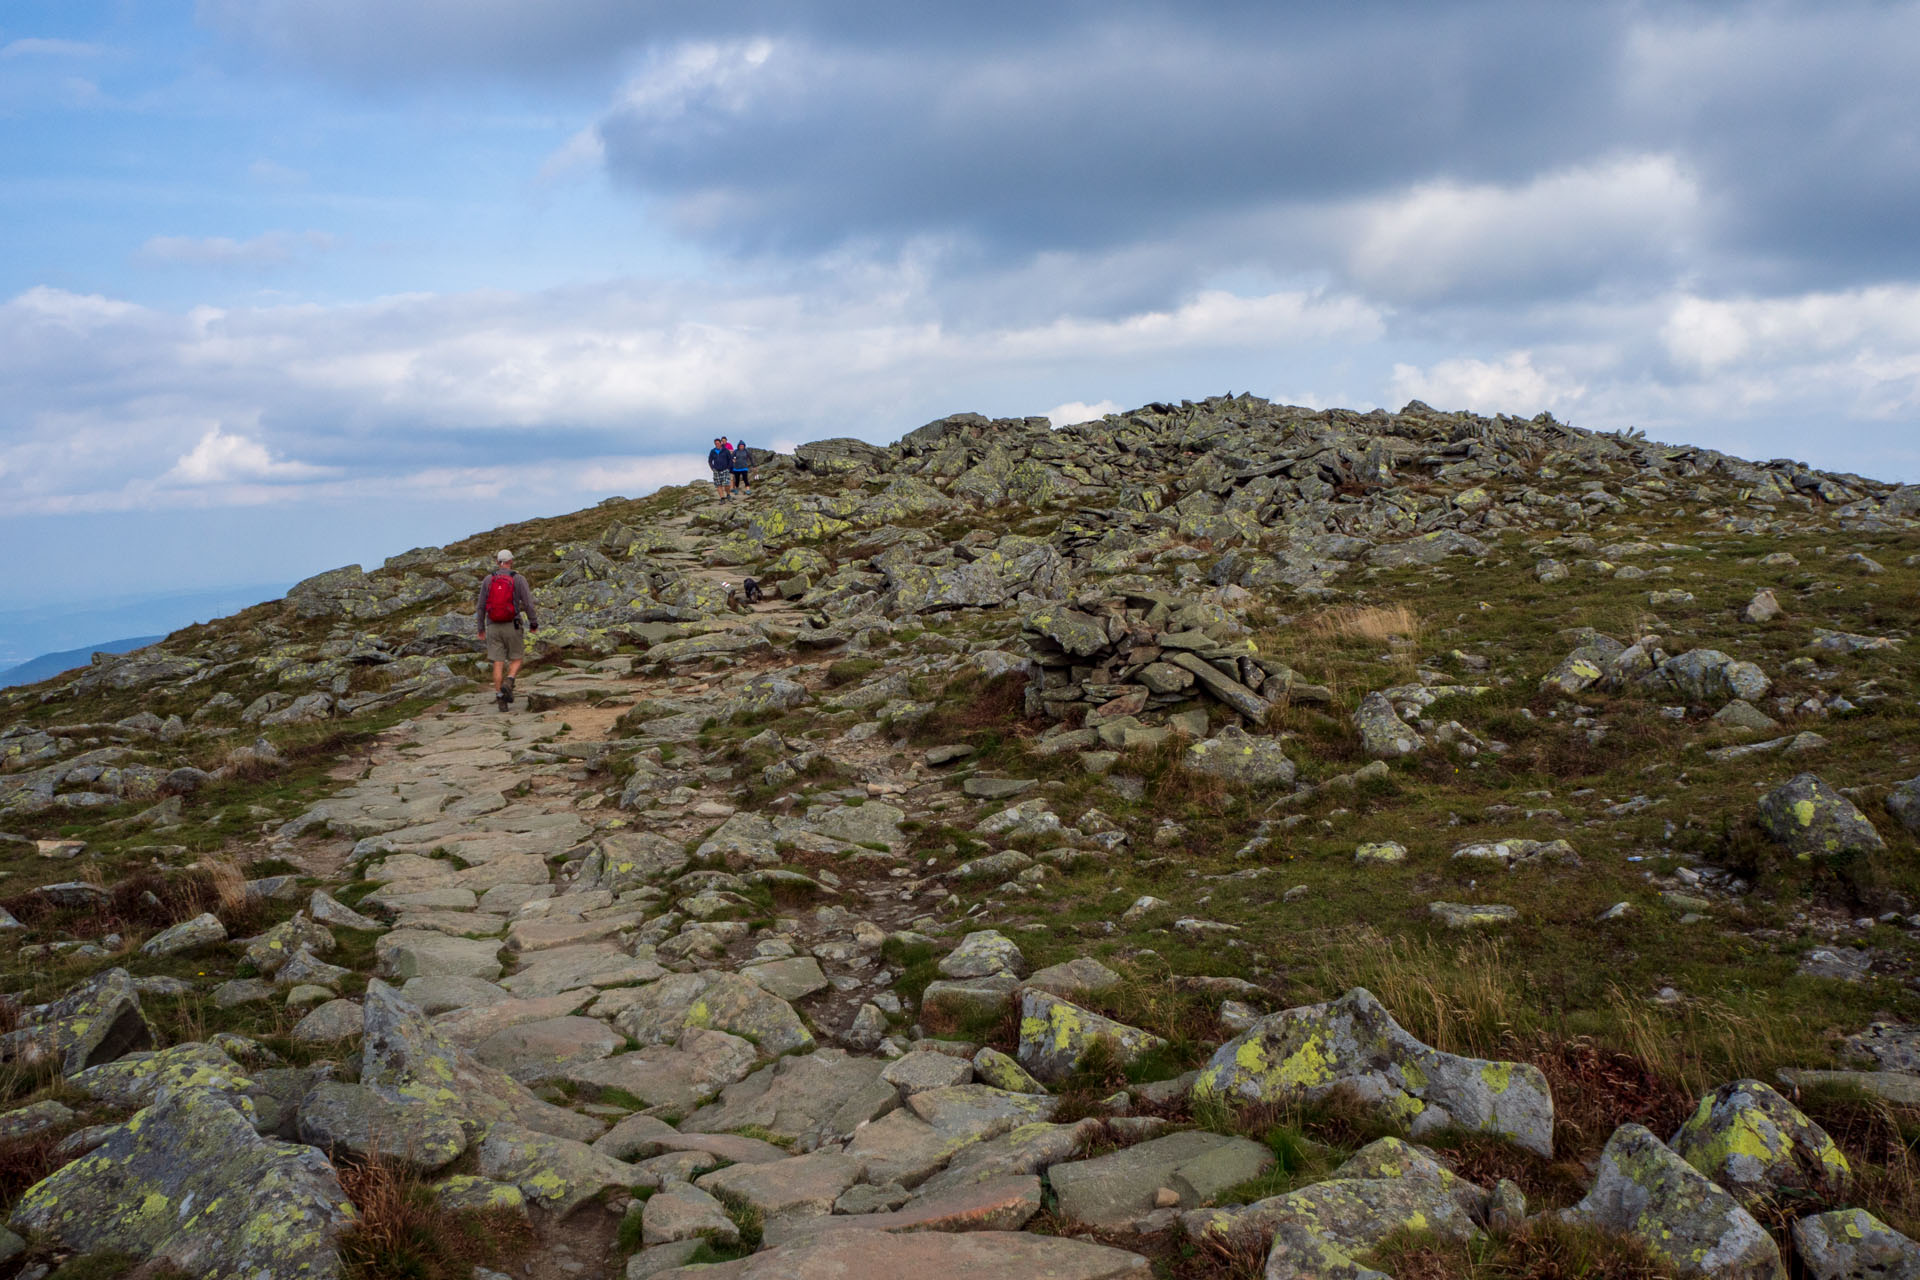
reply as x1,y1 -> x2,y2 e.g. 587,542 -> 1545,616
729,440 -> 753,494
707,437 -> 734,500
477,549 -> 538,711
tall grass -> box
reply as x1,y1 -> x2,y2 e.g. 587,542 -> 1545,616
1304,604 -> 1423,648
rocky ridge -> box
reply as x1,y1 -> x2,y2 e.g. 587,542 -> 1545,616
0,395 -> 1915,1279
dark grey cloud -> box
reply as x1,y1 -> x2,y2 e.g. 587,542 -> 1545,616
203,0 -> 1920,305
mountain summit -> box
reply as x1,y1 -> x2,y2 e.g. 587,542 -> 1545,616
0,394 -> 1916,1279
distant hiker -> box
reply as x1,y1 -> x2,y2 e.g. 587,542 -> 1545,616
477,549 -> 539,711
708,438 -> 734,499
742,576 -> 763,604
729,440 -> 753,493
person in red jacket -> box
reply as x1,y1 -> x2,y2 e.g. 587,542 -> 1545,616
476,549 -> 539,711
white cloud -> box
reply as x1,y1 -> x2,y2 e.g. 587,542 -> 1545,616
139,230 -> 338,268
162,427 -> 330,485
1386,353 -> 1585,417
1663,286 -> 1920,376
1345,155 -> 1702,303
1045,400 -> 1120,427
612,38 -> 775,125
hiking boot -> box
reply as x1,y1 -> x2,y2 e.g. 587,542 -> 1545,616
495,689 -> 509,712
502,677 -> 515,707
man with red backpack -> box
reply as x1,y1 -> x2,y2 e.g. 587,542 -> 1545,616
477,549 -> 539,711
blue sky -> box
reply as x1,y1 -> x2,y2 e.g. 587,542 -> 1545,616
4,1 -> 1919,626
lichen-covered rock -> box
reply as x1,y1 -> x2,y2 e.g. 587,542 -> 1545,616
140,912 -> 227,957
298,1080 -> 468,1172
1353,692 -> 1422,758
1017,990 -> 1166,1084
1885,776 -> 1920,837
971,1047 -> 1048,1095
1050,1129 -> 1274,1227
612,971 -> 814,1057
1540,643 -> 1618,696
1793,1208 -> 1920,1280
359,980 -> 601,1144
241,914 -> 336,976
1184,726 -> 1297,788
432,1174 -> 528,1217
1025,608 -> 1112,658
1757,773 -> 1885,864
1669,1079 -> 1850,1208
1564,1123 -> 1784,1280
1191,987 -> 1553,1157
9,1089 -> 355,1280
0,967 -> 153,1075
1658,650 -> 1772,705
475,1121 -> 635,1218
70,1042 -> 257,1121
1181,1138 -> 1484,1271
938,930 -> 1026,980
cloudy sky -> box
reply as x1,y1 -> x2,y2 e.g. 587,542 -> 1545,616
5,1 -> 1920,621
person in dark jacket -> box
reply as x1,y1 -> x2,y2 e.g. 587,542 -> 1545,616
729,440 -> 753,494
708,438 -> 734,499
477,549 -> 539,710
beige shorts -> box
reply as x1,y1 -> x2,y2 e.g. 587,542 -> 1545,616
484,619 -> 525,663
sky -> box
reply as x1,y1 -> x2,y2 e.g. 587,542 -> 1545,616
4,1 -> 1920,635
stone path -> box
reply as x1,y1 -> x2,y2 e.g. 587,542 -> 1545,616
270,618 -> 1028,1277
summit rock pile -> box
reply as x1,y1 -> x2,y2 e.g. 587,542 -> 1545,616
0,394 -> 1916,1279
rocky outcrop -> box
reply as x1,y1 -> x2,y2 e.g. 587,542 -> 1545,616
1564,1124 -> 1785,1280
1191,987 -> 1553,1156
11,1089 -> 355,1280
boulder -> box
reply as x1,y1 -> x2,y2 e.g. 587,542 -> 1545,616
938,930 -> 1026,980
476,1122 -> 636,1218
1757,774 -> 1885,864
474,1016 -> 624,1084
643,1180 -> 739,1246
612,971 -> 814,1057
374,929 -> 504,980
297,1080 -> 467,1172
1669,1079 -> 1850,1208
1049,1130 -> 1274,1227
682,1049 -> 896,1151
1793,1208 -> 1920,1280
1024,958 -> 1122,1000
1181,1137 -> 1484,1270
69,1042 -> 256,1118
360,980 -> 602,1144
697,1150 -> 866,1222
1017,990 -> 1167,1084
10,1090 -> 355,1280
1564,1123 -> 1783,1280
1887,776 -> 1920,837
0,967 -> 153,1075
1353,692 -> 1422,758
1184,726 -> 1297,788
1192,987 -> 1552,1156
971,1047 -> 1048,1094
140,912 -> 227,957
1658,650 -> 1771,705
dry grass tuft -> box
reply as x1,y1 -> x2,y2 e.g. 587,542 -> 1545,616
1369,1218 -> 1678,1280
1305,603 -> 1423,647
336,1156 -> 532,1280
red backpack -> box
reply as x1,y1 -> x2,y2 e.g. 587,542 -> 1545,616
485,572 -> 518,622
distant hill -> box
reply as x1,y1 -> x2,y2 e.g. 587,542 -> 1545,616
0,636 -> 163,689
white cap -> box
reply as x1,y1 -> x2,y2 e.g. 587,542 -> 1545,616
496,549 -> 513,562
